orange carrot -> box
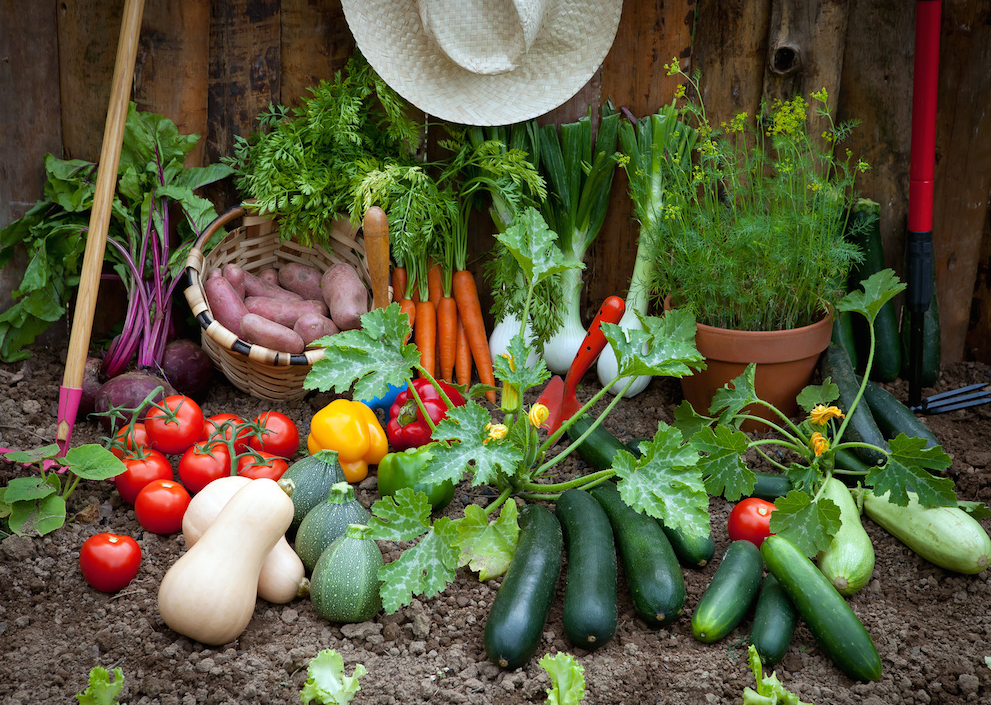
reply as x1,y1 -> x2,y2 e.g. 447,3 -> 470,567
455,314 -> 472,389
399,298 -> 416,344
427,262 -> 443,308
436,295 -> 458,383
392,267 -> 407,304
414,300 -> 437,378
409,278 -> 421,304
452,269 -> 496,404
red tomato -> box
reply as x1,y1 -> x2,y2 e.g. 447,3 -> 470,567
727,497 -> 777,548
79,533 -> 142,593
134,479 -> 191,534
202,413 -> 251,454
177,441 -> 232,494
115,448 -> 173,504
247,411 -> 300,459
237,451 -> 289,481
111,423 -> 150,460
144,395 -> 206,456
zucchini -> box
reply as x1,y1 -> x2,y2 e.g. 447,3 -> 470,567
821,344 -> 888,466
831,310 -> 859,372
690,540 -> 763,643
484,504 -> 563,669
278,450 -> 346,536
590,482 -> 686,627
556,489 -> 617,651
761,535 -> 882,682
749,573 -> 797,667
861,489 -> 991,574
746,471 -> 792,501
295,481 -> 371,572
900,270 -> 941,387
847,199 -> 901,382
659,520 -> 716,569
565,414 -> 630,470
859,377 -> 940,450
815,478 -> 875,595
309,524 -> 384,624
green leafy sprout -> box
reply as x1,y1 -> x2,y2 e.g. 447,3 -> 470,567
540,651 -> 586,705
743,645 -> 811,705
75,666 -> 124,705
300,649 -> 366,705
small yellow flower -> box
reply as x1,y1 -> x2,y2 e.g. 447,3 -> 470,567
617,153 -> 631,168
809,404 -> 844,426
485,423 -> 508,443
674,83 -> 687,99
528,404 -> 549,428
810,431 -> 829,457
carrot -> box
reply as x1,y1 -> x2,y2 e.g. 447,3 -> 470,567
455,314 -> 472,389
392,267 -> 407,304
436,295 -> 458,383
414,300 -> 437,378
452,269 -> 497,404
399,298 -> 416,344
427,262 -> 443,308
409,278 -> 421,304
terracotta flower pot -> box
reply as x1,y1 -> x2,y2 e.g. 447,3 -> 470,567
679,310 -> 834,432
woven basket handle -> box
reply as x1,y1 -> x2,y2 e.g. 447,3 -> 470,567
192,205 -> 247,253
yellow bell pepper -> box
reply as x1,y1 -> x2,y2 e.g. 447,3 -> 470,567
307,399 -> 388,483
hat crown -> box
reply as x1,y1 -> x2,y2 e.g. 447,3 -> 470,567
418,0 -> 548,76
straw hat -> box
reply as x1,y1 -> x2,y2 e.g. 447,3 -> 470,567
341,0 -> 624,126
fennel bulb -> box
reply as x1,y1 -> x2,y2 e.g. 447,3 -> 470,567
489,312 -> 540,369
541,268 -> 586,374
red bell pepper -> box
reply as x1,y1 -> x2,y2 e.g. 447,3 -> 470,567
386,379 -> 465,451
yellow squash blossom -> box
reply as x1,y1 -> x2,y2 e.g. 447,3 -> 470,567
485,423 -> 508,443
809,404 -> 844,426
528,404 -> 549,428
810,432 -> 829,457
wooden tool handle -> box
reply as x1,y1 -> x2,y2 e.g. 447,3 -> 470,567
363,207 -> 391,310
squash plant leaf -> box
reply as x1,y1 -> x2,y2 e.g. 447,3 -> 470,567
796,379 -> 840,411
305,304 -> 420,400
958,500 -> 991,520
613,423 -> 709,539
8,493 -> 66,537
368,488 -> 433,542
691,425 -> 755,501
492,333 -> 550,394
377,517 -> 460,614
769,491 -> 841,557
671,400 -> 714,442
64,444 -> 126,481
866,434 -> 955,507
604,308 -> 705,381
709,364 -> 759,424
425,404 -> 524,488
837,268 -> 905,323
3,476 -> 58,504
494,206 -> 582,285
454,501 -> 520,580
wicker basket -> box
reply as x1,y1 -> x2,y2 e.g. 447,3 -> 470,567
183,205 -> 372,402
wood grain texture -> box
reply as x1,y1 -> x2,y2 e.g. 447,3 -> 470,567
280,0 -> 355,108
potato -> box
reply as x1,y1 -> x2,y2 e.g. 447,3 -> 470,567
241,313 -> 305,353
294,312 -> 340,347
259,268 -> 280,286
204,275 -> 249,338
222,263 -> 246,299
244,296 -> 328,328
321,262 -> 368,331
278,262 -> 324,301
243,270 -> 303,301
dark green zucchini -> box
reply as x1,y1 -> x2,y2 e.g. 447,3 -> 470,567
746,472 -> 793,501
556,489 -> 618,650
761,535 -> 882,682
899,271 -> 941,387
590,482 -> 686,627
821,344 -> 888,466
659,520 -> 716,569
690,540 -> 764,643
859,377 -> 940,450
565,414 -> 631,470
749,573 -> 797,667
832,310 -> 859,373
483,504 -> 563,669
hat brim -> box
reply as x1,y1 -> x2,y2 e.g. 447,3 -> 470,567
342,0 -> 623,126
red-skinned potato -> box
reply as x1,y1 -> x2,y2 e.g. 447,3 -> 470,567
241,313 -> 305,353
204,275 -> 249,338
259,268 -> 280,287
322,262 -> 368,331
222,263 -> 246,299
278,262 -> 324,301
244,296 -> 328,328
294,312 -> 340,346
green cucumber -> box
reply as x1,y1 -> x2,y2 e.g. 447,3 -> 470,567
860,489 -> 991,574
859,377 -> 940,450
565,414 -> 631,470
821,344 -> 888,466
590,482 -> 686,627
761,535 -> 882,682
690,540 -> 763,643
556,489 -> 618,650
900,271 -> 941,387
484,504 -> 563,669
747,472 -> 793,501
749,573 -> 797,667
815,478 -> 875,595
659,520 -> 716,569
309,524 -> 384,624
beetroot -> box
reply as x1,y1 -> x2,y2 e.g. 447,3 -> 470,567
79,356 -> 105,417
94,371 -> 176,434
161,339 -> 214,399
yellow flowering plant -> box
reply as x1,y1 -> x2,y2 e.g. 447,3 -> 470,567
650,61 -> 871,331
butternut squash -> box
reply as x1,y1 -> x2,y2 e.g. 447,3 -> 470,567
158,478 -> 294,645
182,475 -> 307,603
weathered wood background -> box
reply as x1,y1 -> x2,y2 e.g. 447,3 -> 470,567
3,0 -> 991,365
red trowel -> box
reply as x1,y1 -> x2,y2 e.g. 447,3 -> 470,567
536,295 -> 626,434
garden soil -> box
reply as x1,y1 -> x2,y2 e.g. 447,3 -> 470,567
2,340 -> 990,705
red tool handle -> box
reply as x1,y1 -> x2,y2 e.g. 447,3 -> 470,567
561,296 -> 626,397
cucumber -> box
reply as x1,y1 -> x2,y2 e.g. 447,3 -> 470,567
821,344 -> 888,466
590,482 -> 686,627
900,270 -> 941,387
749,573 -> 797,667
761,535 -> 882,682
746,471 -> 792,501
861,489 -> 991,574
847,199 -> 901,382
565,414 -> 630,470
556,489 -> 618,651
859,377 -> 940,450
483,504 -> 563,669
659,520 -> 716,569
815,478 -> 875,595
690,540 -> 763,643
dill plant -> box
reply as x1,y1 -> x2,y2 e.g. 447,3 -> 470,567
650,61 -> 871,331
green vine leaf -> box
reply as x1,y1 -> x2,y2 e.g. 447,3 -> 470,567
866,434 -> 955,507
769,491 -> 841,557
425,404 -> 524,488
455,501 -> 520,580
368,488 -> 433,542
377,517 -> 460,614
691,426 -> 755,501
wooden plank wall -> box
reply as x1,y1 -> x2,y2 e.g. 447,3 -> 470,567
3,0 -> 991,367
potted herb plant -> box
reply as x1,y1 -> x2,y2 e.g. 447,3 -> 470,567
644,61 -> 871,428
